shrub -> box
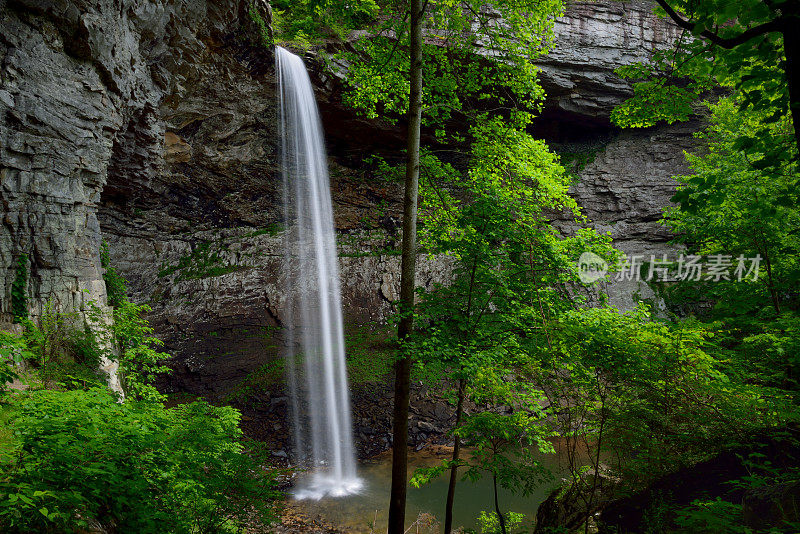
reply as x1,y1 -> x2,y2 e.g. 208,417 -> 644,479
112,298 -> 171,401
18,302 -> 105,390
101,241 -> 170,400
0,388 -> 278,533
101,240 -> 127,308
0,331 -> 27,396
10,254 -> 28,323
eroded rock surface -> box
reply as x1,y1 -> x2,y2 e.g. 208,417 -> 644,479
540,0 -> 682,120
0,0 -> 272,319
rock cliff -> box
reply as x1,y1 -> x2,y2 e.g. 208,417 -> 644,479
0,0 -> 272,319
1,0 -> 694,424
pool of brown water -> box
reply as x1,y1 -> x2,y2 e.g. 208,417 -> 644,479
287,445 -> 566,533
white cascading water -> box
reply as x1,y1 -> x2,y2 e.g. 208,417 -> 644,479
276,46 -> 362,499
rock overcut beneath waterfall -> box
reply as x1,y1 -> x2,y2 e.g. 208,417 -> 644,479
2,1 -> 694,428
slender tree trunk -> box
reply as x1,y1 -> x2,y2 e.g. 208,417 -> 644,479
444,378 -> 466,534
387,1 -> 423,532
763,247 -> 781,315
755,230 -> 781,314
493,473 -> 507,534
585,381 -> 606,534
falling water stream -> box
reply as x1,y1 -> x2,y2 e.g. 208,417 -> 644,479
277,46 -> 362,499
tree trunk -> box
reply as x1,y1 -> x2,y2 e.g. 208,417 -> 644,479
387,0 -> 423,532
762,247 -> 781,315
493,473 -> 507,534
444,378 -> 466,534
783,26 -> 800,159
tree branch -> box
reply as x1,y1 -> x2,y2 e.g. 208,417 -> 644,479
654,0 -> 785,49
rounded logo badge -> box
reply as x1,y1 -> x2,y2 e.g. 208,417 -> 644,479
577,252 -> 608,284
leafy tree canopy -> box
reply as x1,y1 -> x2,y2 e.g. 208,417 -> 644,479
612,0 -> 799,182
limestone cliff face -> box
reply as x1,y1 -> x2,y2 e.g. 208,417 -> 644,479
540,0 -> 681,120
0,0 -> 272,321
1,0 -> 692,399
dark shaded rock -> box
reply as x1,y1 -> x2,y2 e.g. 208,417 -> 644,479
535,473 -> 615,534
597,430 -> 800,533
742,480 -> 800,530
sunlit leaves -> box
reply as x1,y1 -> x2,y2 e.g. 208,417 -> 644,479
611,81 -> 701,128
336,0 -> 562,132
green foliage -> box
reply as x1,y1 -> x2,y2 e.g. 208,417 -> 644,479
611,0 -> 797,179
658,97 -> 800,392
98,242 -> 170,399
19,302 -> 105,390
673,498 -> 750,533
12,243 -> 170,398
10,254 -> 28,323
0,332 -> 26,396
663,98 -> 799,317
248,5 -> 272,47
0,362 -> 18,396
112,299 -> 171,401
0,387 -> 278,533
406,117 -> 619,387
456,408 -> 555,491
345,3 -> 623,513
608,15 -> 800,525
735,313 -> 800,389
271,0 -> 378,46
338,0 -> 562,132
542,306 -> 789,489
403,111 -> 618,522
611,79 -> 703,127
477,510 -> 524,534
0,247 -> 279,533
101,240 -> 127,308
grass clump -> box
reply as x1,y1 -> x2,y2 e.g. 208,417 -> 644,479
158,242 -> 246,281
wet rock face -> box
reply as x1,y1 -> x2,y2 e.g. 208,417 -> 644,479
0,0 -> 267,320
0,0 -> 132,318
237,380 -> 470,460
3,0 -> 692,405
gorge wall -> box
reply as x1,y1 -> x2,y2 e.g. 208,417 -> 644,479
1,0 -> 697,411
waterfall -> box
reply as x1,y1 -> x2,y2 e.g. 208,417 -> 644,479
276,46 -> 362,499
